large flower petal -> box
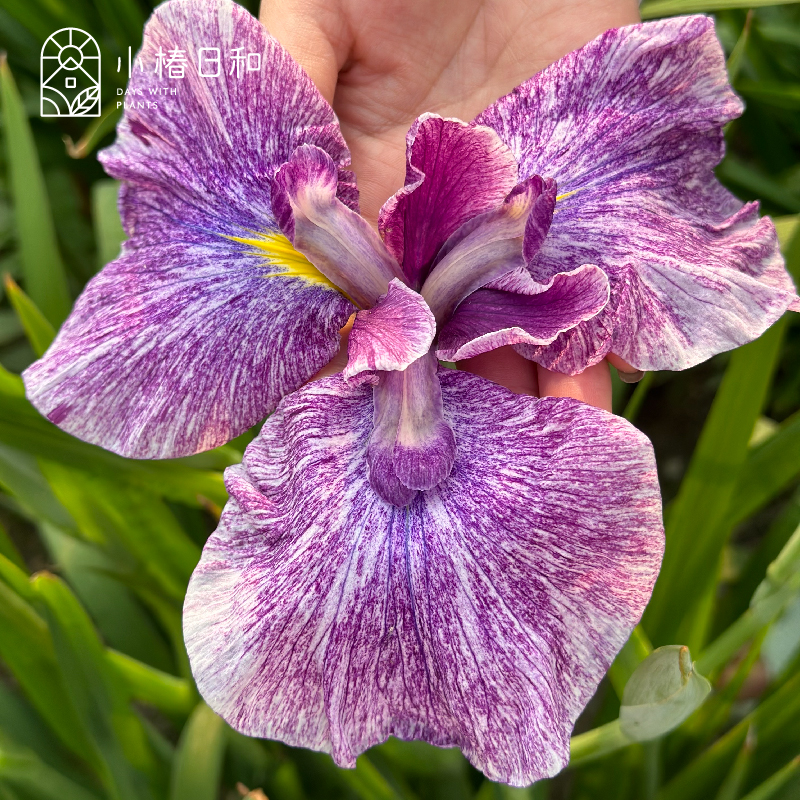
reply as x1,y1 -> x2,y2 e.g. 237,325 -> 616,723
378,115 -> 518,289
24,0 -> 355,458
272,145 -> 404,308
184,371 -> 663,785
343,279 -> 436,382
475,15 -> 798,372
436,266 -> 609,362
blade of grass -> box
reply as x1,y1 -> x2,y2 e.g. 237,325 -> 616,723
106,650 -> 195,717
740,757 -> 800,800
0,393 -> 227,508
169,703 -> 226,800
644,318 -> 787,646
726,10 -> 753,84
3,274 -> 55,356
642,0 -> 800,16
0,55 -> 70,326
33,572 -> 156,800
91,179 -> 126,270
0,577 -> 96,766
0,740 -> 100,800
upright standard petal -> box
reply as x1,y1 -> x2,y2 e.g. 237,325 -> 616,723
24,0 -> 355,457
436,266 -> 609,362
272,145 -> 404,308
185,371 -> 664,786
378,115 -> 518,289
421,176 -> 556,325
476,15 -> 798,372
343,279 -> 436,382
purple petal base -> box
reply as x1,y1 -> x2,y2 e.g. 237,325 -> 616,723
344,279 -> 436,381
184,370 -> 664,786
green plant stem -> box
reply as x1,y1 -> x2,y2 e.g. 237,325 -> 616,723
569,721 -> 632,767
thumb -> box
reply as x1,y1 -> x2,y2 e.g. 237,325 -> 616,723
259,0 -> 343,105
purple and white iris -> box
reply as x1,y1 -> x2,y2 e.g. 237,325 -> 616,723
22,0 -> 799,786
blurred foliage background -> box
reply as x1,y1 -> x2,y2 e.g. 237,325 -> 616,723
0,0 -> 799,798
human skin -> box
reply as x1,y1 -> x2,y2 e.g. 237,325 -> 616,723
259,0 -> 643,410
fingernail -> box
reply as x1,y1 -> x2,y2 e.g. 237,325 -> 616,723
618,369 -> 645,384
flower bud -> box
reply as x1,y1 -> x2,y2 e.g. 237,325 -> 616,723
619,645 -> 711,741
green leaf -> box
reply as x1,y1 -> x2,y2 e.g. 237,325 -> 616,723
738,81 -> 800,111
0,578 -> 95,765
91,179 -> 126,271
727,409 -> 800,528
37,522 -> 176,672
642,0 -> 800,16
740,757 -> 800,800
41,463 -> 201,600
717,156 -> 800,214
569,721 -> 631,767
0,393 -> 227,508
714,728 -> 756,800
657,672 -> 800,800
644,318 -> 787,646
32,572 -> 156,800
0,739 -> 100,800
105,650 -> 195,717
169,703 -> 226,800
726,10 -> 753,84
0,520 -> 24,570
3,274 -> 55,357
0,55 -> 70,326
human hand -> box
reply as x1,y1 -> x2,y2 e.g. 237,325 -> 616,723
260,0 -> 643,410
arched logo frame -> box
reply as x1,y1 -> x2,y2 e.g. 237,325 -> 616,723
41,28 -> 101,118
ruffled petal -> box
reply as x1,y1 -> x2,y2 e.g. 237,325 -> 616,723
272,145 -> 404,308
184,370 -> 664,786
23,0 -> 355,458
378,114 -> 518,289
436,266 -> 609,361
475,15 -> 798,372
343,279 -> 436,382
421,176 -> 555,325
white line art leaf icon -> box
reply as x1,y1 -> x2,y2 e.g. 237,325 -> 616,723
69,85 -> 99,116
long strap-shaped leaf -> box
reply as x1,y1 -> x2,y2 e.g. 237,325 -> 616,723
0,56 -> 70,327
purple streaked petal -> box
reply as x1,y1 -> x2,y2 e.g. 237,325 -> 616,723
420,176 -> 555,325
436,266 -> 609,362
343,279 -> 436,381
23,0 -> 356,458
272,145 -> 404,308
475,16 -> 798,371
184,370 -> 663,785
101,0 -> 354,242
23,237 -> 351,458
378,114 -> 518,289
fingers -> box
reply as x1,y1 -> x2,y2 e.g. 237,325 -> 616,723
457,346 -> 539,396
259,0 -> 344,103
606,352 -> 645,384
536,361 -> 613,412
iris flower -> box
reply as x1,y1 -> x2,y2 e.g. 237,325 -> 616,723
23,0 -> 799,786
